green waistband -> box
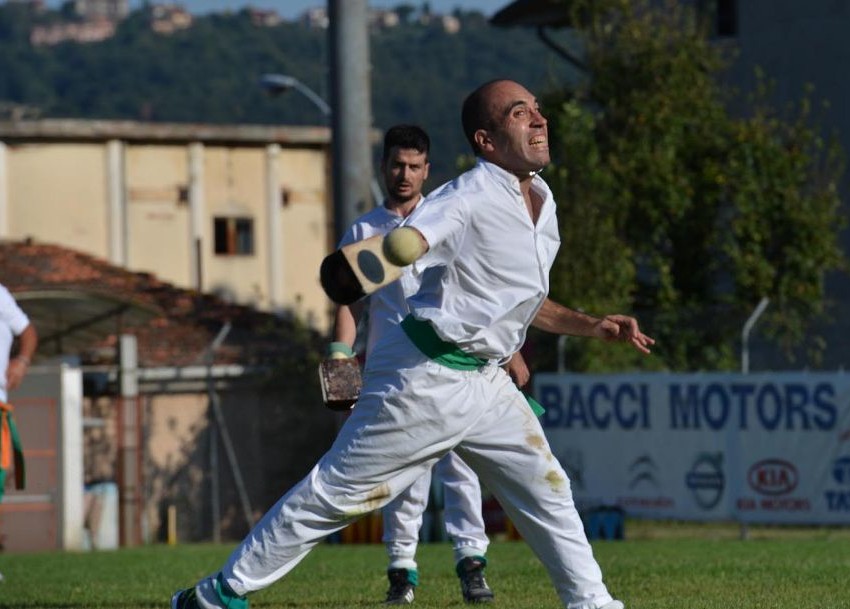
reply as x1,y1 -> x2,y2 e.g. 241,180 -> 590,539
399,315 -> 544,417
400,315 -> 487,371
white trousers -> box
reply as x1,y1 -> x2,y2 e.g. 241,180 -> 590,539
219,324 -> 614,609
382,450 -> 488,570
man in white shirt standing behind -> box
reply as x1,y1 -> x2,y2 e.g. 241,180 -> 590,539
331,124 -> 501,605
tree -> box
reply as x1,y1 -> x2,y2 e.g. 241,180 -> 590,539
541,0 -> 846,372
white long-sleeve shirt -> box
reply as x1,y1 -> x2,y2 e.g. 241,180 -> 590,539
406,159 -> 560,361
339,199 -> 422,356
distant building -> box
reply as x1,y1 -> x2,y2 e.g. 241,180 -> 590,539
440,14 -> 461,34
370,9 -> 399,29
0,119 -> 340,332
247,7 -> 281,27
301,6 -> 329,29
0,240 -> 337,547
72,0 -> 129,21
150,3 -> 192,35
30,17 -> 115,46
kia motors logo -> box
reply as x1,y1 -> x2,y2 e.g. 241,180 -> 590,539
747,459 -> 798,496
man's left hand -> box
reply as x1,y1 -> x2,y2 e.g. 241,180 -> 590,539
595,315 -> 655,354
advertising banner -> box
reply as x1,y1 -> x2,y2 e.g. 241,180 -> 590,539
533,372 -> 850,524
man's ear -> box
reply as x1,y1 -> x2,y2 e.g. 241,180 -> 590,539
473,129 -> 493,152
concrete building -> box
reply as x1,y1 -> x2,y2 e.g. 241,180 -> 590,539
0,119 -> 337,332
0,240 -> 338,547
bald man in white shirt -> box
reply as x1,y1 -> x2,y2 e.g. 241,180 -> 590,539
172,79 -> 653,609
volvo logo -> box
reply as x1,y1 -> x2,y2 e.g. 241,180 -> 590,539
685,453 -> 724,510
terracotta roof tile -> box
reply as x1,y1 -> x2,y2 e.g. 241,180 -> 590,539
0,240 -> 323,367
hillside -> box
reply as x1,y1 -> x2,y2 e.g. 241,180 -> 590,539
0,3 -> 579,188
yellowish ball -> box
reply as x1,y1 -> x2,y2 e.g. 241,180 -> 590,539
383,227 -> 424,266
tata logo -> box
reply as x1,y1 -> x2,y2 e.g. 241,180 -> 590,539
832,456 -> 850,485
747,459 -> 798,496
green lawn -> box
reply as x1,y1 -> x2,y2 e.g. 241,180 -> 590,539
0,523 -> 848,608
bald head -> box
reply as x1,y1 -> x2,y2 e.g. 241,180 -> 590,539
461,79 -> 511,155
460,79 -> 550,174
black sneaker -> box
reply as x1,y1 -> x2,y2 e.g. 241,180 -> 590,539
171,588 -> 200,609
456,557 -> 494,604
384,568 -> 417,605
171,575 -> 248,609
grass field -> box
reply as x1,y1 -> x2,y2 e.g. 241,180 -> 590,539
0,522 -> 848,608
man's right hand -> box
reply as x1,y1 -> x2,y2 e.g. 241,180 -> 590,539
503,351 -> 530,388
7,356 -> 29,391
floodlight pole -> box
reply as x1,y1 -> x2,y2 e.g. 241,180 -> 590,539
741,297 -> 769,374
738,296 -> 769,540
329,0 -> 378,242
259,69 -> 383,240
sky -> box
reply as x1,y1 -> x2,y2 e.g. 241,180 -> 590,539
43,1 -> 508,19
178,1 -> 504,19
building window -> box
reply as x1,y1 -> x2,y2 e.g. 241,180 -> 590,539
214,216 -> 254,255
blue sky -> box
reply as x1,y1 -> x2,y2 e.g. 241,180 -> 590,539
181,1 -> 505,18
44,1 -> 508,18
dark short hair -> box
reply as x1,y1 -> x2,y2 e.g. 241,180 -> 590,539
382,124 -> 430,161
461,79 -> 506,155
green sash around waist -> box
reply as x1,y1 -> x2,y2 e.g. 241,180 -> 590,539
399,315 -> 544,416
400,315 -> 487,370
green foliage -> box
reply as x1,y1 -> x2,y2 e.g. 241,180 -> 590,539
0,3 -> 576,189
544,0 -> 846,372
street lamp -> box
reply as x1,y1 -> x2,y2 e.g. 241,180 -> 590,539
260,73 -> 331,117
259,72 -> 383,207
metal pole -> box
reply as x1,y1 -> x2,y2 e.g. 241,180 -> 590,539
205,322 -> 255,539
741,297 -> 769,374
557,335 -> 568,373
259,71 -> 384,229
739,296 -> 768,540
329,0 -> 375,243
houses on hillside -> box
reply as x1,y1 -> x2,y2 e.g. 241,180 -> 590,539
7,0 -> 467,47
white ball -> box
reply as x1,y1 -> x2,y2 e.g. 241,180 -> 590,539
383,227 -> 423,266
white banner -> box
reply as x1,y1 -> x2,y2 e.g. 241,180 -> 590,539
533,372 -> 850,524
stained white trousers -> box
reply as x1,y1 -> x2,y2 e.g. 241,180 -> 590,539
219,324 -> 614,609
382,450 -> 488,569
